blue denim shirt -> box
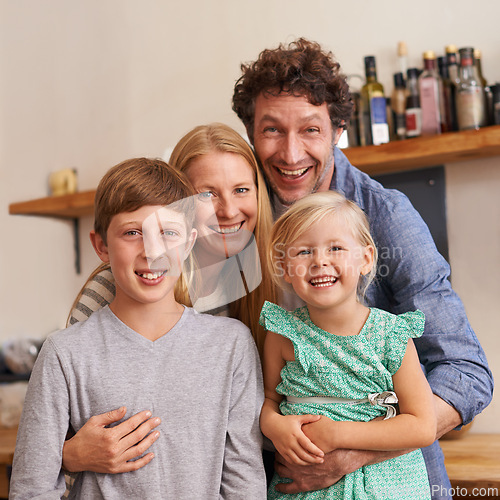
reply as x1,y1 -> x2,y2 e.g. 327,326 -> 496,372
331,147 -> 494,499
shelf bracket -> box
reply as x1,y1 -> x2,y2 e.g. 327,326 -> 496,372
72,218 -> 81,274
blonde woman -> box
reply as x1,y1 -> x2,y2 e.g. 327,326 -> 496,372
168,122 -> 276,354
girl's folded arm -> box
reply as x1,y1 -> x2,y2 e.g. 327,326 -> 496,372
319,339 -> 437,453
260,330 -> 324,465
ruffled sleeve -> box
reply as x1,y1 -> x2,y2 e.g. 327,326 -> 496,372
259,301 -> 313,372
384,309 -> 425,375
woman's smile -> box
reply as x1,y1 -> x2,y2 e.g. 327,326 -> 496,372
185,151 -> 258,265
209,221 -> 244,235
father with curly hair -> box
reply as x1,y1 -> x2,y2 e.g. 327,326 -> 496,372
231,38 -> 492,500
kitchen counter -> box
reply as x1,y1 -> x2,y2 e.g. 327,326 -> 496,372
1,427 -> 498,498
0,426 -> 17,498
439,433 -> 500,497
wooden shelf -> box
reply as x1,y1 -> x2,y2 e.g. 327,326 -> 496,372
343,124 -> 500,176
8,190 -> 95,274
8,126 -> 500,219
9,189 -> 95,218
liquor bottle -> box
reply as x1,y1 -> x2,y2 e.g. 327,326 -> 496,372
456,47 -> 486,130
405,68 -> 422,138
437,57 -> 452,132
397,42 -> 408,82
491,84 -> 500,125
474,49 -> 493,125
445,45 -> 460,82
386,97 -> 395,140
391,72 -> 407,140
359,56 -> 390,146
418,51 -> 444,135
445,44 -> 460,131
346,91 -> 361,147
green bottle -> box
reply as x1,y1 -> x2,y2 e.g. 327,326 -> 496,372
359,56 -> 390,146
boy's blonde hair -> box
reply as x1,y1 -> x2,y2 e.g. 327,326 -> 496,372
169,123 -> 277,357
268,191 -> 378,301
94,157 -> 195,244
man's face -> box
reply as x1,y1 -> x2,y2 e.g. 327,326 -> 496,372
251,92 -> 343,207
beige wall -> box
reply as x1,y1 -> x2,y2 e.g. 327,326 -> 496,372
1,0 -> 498,432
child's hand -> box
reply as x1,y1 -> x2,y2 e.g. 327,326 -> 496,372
268,414 -> 325,465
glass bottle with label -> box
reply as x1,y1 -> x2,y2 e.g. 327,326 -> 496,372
359,56 -> 390,146
391,72 -> 407,140
418,51 -> 444,135
405,68 -> 422,138
456,47 -> 486,130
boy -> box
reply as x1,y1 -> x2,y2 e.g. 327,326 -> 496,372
10,158 -> 266,499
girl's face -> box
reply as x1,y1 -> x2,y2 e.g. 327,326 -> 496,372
283,212 -> 374,314
185,151 -> 258,263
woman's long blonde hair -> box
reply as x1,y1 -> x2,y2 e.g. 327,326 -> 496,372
169,123 -> 277,357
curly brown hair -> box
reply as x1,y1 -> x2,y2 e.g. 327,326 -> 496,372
232,38 -> 353,140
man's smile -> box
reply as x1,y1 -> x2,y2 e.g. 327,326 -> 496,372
276,166 -> 311,178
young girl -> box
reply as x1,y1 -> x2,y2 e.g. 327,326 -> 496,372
260,191 -> 436,500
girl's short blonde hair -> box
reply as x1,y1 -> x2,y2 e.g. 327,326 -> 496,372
268,191 -> 378,301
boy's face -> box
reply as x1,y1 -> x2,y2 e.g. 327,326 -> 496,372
91,205 -> 196,309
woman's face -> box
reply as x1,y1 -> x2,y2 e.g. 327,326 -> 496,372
185,151 -> 258,262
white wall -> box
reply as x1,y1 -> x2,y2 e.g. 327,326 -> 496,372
1,0 -> 498,432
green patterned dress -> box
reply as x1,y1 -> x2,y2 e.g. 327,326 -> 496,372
260,301 -> 431,500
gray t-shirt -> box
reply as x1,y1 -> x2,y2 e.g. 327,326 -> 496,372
10,306 -> 266,499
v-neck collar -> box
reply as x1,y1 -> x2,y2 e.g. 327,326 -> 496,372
102,305 -> 190,347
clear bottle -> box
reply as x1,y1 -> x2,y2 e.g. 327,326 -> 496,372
359,56 -> 390,146
391,72 -> 407,140
456,47 -> 486,130
474,49 -> 493,125
405,68 -> 422,138
418,51 -> 444,135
